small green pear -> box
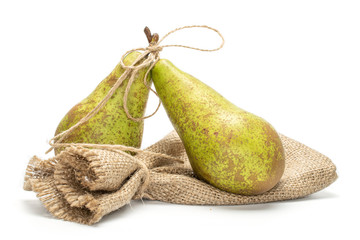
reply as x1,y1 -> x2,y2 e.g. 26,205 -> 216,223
54,51 -> 151,155
152,59 -> 285,195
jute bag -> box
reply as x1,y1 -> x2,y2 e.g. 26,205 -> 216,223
24,130 -> 337,225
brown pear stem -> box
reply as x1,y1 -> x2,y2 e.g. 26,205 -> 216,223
151,33 -> 159,44
144,26 -> 159,45
144,27 -> 153,44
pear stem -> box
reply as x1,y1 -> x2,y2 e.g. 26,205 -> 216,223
144,27 -> 152,43
144,26 -> 159,45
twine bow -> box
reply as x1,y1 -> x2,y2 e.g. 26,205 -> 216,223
47,25 -> 224,153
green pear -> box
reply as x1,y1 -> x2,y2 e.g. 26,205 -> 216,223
152,59 -> 285,195
54,51 -> 151,155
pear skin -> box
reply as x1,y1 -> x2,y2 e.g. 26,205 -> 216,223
152,59 -> 285,195
55,52 -> 151,155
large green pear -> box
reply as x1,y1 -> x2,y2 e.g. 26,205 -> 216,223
54,52 -> 151,155
152,59 -> 285,195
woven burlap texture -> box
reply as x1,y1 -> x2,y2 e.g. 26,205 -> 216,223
24,131 -> 337,225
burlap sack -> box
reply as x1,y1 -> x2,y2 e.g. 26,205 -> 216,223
24,131 -> 337,225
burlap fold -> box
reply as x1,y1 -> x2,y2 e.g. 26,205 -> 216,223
24,131 -> 337,225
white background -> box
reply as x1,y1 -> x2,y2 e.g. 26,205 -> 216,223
1,0 -> 359,239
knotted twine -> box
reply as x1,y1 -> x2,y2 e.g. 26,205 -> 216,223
23,25 -> 337,225
46,25 -> 225,151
